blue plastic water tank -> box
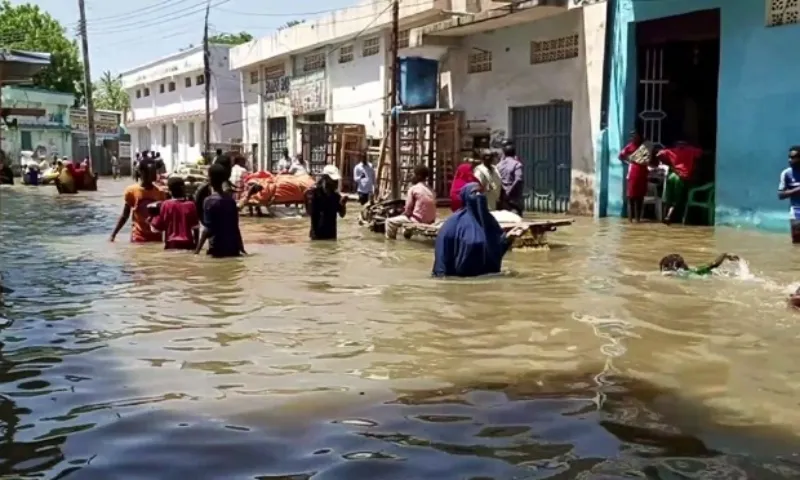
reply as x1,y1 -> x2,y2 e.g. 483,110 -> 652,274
399,57 -> 438,110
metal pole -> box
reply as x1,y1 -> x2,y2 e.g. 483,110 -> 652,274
203,0 -> 211,158
389,0 -> 400,200
78,0 -> 97,170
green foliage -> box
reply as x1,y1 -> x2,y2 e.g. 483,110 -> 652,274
208,31 -> 253,46
0,1 -> 83,103
93,70 -> 128,111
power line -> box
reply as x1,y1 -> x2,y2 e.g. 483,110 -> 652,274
74,0 -> 196,27
86,0 -> 231,35
217,0 -> 393,17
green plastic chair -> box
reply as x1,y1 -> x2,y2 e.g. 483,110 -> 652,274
682,182 -> 715,225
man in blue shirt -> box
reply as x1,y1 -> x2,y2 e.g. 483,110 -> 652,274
778,145 -> 800,243
497,140 -> 524,215
353,156 -> 376,205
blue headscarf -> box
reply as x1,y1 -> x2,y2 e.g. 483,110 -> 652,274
433,182 -> 510,277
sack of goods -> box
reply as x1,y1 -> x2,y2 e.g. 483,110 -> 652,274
242,173 -> 315,206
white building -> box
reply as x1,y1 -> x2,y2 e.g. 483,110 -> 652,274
121,45 -> 243,172
231,0 -> 607,214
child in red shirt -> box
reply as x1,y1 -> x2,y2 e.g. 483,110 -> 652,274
149,177 -> 199,250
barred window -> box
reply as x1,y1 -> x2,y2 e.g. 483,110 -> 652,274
767,0 -> 800,26
362,36 -> 380,57
398,29 -> 410,49
339,44 -> 354,63
467,50 -> 492,74
303,52 -> 325,73
250,70 -> 259,84
264,63 -> 285,80
530,34 -> 579,65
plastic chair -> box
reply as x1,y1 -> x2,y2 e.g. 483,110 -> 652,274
643,170 -> 667,221
682,182 -> 715,225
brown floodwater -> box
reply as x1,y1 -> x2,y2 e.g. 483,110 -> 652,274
2,180 -> 800,479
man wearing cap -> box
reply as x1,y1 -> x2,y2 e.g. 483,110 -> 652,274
305,164 -> 348,240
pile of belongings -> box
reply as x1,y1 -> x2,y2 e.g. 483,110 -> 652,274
160,163 -> 208,197
239,172 -> 316,208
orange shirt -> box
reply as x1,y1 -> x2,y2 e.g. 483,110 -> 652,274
124,184 -> 167,242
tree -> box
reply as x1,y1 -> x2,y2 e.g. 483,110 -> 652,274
208,32 -> 253,46
0,1 -> 83,103
93,71 -> 128,112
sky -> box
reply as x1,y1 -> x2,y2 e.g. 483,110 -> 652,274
16,0 -> 359,78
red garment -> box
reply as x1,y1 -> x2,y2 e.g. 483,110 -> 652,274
66,163 -> 87,190
449,163 -> 478,211
659,145 -> 703,180
150,198 -> 199,249
618,142 -> 638,160
619,141 -> 648,199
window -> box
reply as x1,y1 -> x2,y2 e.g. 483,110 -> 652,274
264,63 -> 284,79
185,77 -> 192,88
767,0 -> 800,26
188,122 -> 195,146
161,124 -> 167,147
168,81 -> 176,92
159,83 -> 165,94
250,70 -> 259,84
136,89 -> 141,99
143,87 -> 150,97
303,52 -> 325,73
530,34 -> 579,65
362,36 -> 380,57
196,74 -> 205,85
339,44 -> 354,64
467,50 -> 492,74
398,29 -> 410,49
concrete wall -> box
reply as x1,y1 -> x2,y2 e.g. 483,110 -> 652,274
0,87 -> 74,162
602,0 -> 800,231
447,5 -> 606,214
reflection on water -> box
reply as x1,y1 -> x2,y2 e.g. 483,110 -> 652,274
2,181 -> 800,478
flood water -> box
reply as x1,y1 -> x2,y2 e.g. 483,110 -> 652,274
2,180 -> 800,479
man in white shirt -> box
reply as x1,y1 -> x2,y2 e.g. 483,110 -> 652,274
473,151 -> 502,211
353,157 -> 376,205
276,148 -> 291,173
289,155 -> 308,176
230,155 -> 248,201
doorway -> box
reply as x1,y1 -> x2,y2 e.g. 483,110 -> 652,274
635,9 -> 720,224
267,117 -> 287,172
510,102 -> 572,213
302,113 -> 326,174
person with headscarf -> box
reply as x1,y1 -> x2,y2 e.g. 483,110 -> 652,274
433,183 -> 524,278
449,161 -> 478,212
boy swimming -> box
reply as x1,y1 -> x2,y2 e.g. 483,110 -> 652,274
659,253 -> 739,276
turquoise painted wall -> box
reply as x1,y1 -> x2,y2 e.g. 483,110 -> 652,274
601,0 -> 800,231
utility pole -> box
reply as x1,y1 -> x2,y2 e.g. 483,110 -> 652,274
78,0 -> 97,171
389,0 -> 400,200
203,0 -> 211,158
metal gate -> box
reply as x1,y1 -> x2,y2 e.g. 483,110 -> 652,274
637,47 -> 667,148
303,114 -> 327,174
267,117 -> 287,172
510,102 -> 572,213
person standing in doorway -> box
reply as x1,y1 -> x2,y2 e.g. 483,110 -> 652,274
779,146 -> 800,243
497,140 -> 524,216
110,158 -> 167,243
353,155 -> 376,205
305,165 -> 348,240
619,130 -> 650,223
473,150 -> 502,211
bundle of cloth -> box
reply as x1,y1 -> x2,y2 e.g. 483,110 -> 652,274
55,162 -> 97,194
240,172 -> 316,208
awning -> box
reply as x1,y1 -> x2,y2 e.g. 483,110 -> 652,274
126,109 -> 207,128
411,0 -> 568,45
0,49 -> 51,84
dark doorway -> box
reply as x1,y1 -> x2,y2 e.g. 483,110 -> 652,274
635,9 -> 720,224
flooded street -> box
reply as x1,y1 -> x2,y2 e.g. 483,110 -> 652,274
2,180 -> 800,479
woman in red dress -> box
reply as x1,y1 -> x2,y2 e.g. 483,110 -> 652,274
449,162 -> 478,212
619,130 -> 650,222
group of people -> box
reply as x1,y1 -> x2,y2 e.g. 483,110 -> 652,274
618,129 -> 704,223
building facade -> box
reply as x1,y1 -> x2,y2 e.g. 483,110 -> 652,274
412,0 -> 607,215
599,0 -> 800,230
230,0 -> 461,173
121,45 -> 243,172
0,86 -> 73,162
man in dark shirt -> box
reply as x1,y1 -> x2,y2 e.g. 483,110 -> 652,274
195,163 -> 245,257
194,155 -> 233,223
305,165 -> 348,240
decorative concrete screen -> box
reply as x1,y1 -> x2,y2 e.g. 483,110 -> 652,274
767,0 -> 800,26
